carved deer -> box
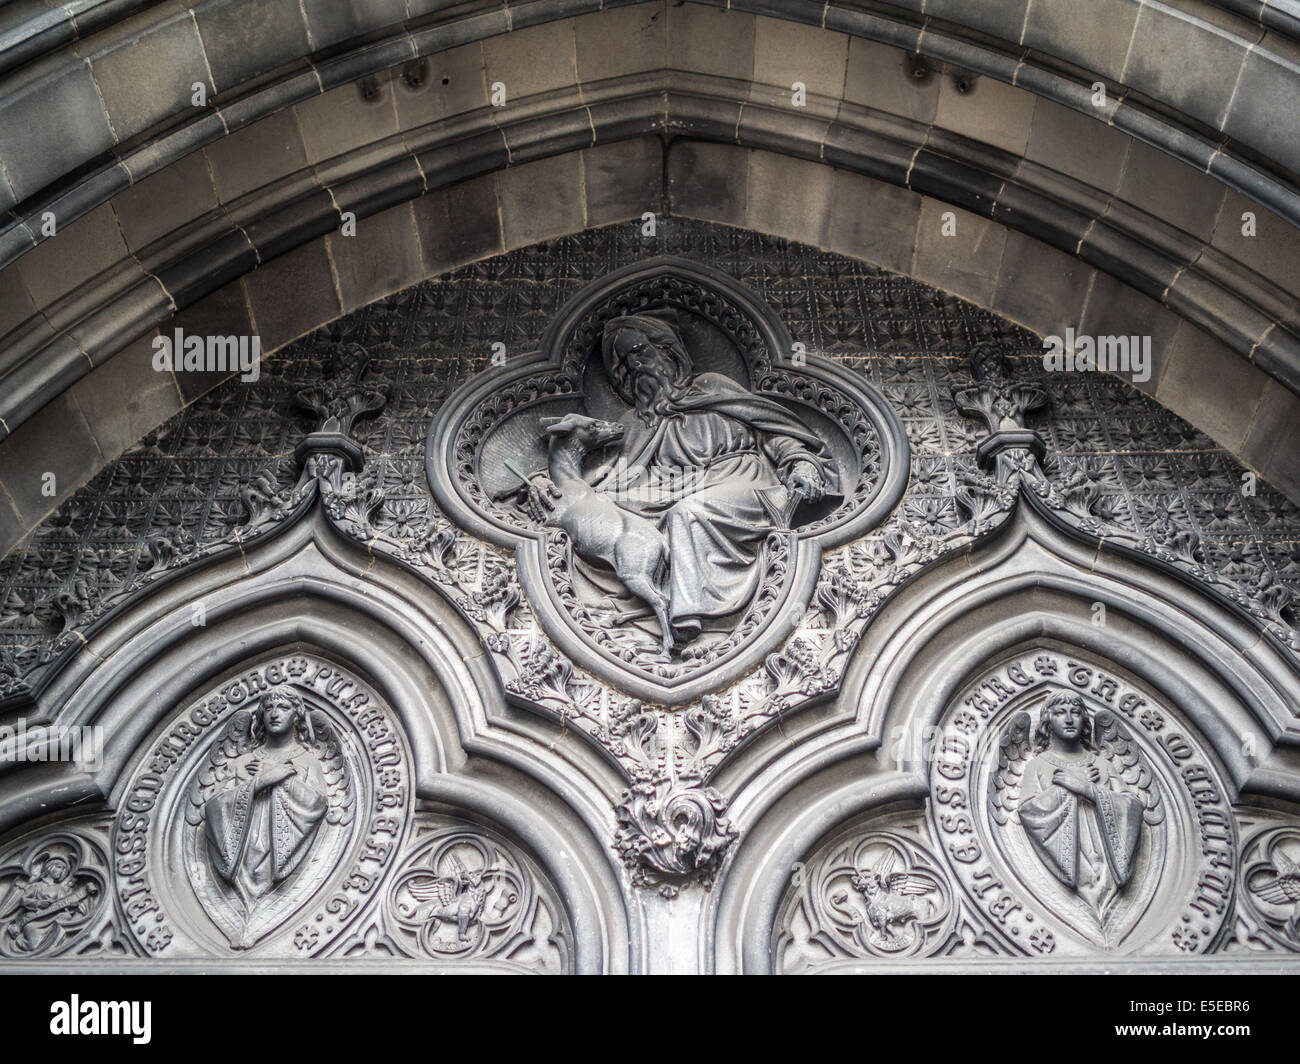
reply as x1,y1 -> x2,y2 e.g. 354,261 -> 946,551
539,413 -> 673,652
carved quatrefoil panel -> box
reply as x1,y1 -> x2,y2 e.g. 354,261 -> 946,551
427,258 -> 909,704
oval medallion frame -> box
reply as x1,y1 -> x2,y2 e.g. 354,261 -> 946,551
112,654 -> 413,958
929,648 -> 1237,957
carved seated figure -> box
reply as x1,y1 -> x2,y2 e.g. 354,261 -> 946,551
569,313 -> 841,651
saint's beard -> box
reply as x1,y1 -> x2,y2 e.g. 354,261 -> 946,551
632,362 -> 677,421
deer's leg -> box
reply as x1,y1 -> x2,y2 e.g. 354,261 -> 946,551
621,571 -> 673,653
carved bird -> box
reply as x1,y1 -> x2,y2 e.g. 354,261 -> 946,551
1251,850 -> 1300,908
403,855 -> 489,942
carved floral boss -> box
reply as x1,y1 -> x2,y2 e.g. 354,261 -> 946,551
427,259 -> 909,704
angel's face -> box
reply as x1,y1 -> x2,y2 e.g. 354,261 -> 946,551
261,697 -> 295,737
42,857 -> 70,882
1048,699 -> 1084,742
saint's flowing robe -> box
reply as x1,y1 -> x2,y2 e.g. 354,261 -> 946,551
593,373 -> 840,627
1018,754 -> 1144,918
204,747 -> 329,910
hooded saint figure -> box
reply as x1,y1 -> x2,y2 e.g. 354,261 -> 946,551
591,313 -> 840,646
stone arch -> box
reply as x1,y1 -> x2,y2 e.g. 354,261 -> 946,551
711,498 -> 1300,972
0,502 -> 633,971
2,2 -> 1298,552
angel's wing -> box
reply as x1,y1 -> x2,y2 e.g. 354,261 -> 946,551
308,710 -> 356,828
0,876 -> 25,922
887,872 -> 935,896
403,874 -> 456,905
184,709 -> 254,826
988,711 -> 1034,825
1252,874 -> 1300,905
1093,710 -> 1164,825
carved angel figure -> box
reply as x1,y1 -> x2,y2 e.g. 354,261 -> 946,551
990,691 -> 1163,925
185,686 -> 353,944
0,846 -> 99,956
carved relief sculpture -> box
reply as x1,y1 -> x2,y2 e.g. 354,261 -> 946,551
0,835 -> 105,958
427,256 -> 908,704
545,313 -> 838,655
114,656 -> 412,958
932,650 -> 1236,955
185,684 -> 355,948
992,691 -> 1156,926
774,822 -> 956,970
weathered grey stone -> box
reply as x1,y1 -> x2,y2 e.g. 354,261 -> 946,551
1212,197 -> 1300,299
411,174 -> 503,275
299,0 -> 408,51
1116,141 -> 1227,244
1241,379 -> 1300,500
0,391 -> 101,534
1167,263 -> 1277,357
86,8 -> 213,143
0,267 -> 39,342
1022,0 -> 1142,82
925,0 -> 1029,41
242,240 -> 342,353
294,80 -> 399,167
1079,268 -> 1182,395
1222,30 -> 1300,175
583,137 -> 663,228
483,19 -> 578,100
667,141 -> 748,228
500,153 -> 586,249
0,489 -> 22,558
109,149 -> 221,253
326,202 -> 424,313
576,3 -> 666,82
167,279 -> 257,404
828,169 -> 921,275
0,60 -> 115,204
192,0 -> 312,93
843,36 -> 939,125
393,42 -> 487,129
911,198 -> 1007,307
1122,0 -> 1256,132
667,1 -> 753,81
14,204 -> 131,309
1157,321 -> 1270,451
66,330 -> 182,463
934,73 -> 1038,157
993,230 -> 1094,339
204,110 -> 311,204
749,16 -> 847,109
1023,98 -> 1132,194
745,151 -> 833,248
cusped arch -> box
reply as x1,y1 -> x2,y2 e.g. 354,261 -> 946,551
0,503 -> 633,972
711,498 -> 1300,972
